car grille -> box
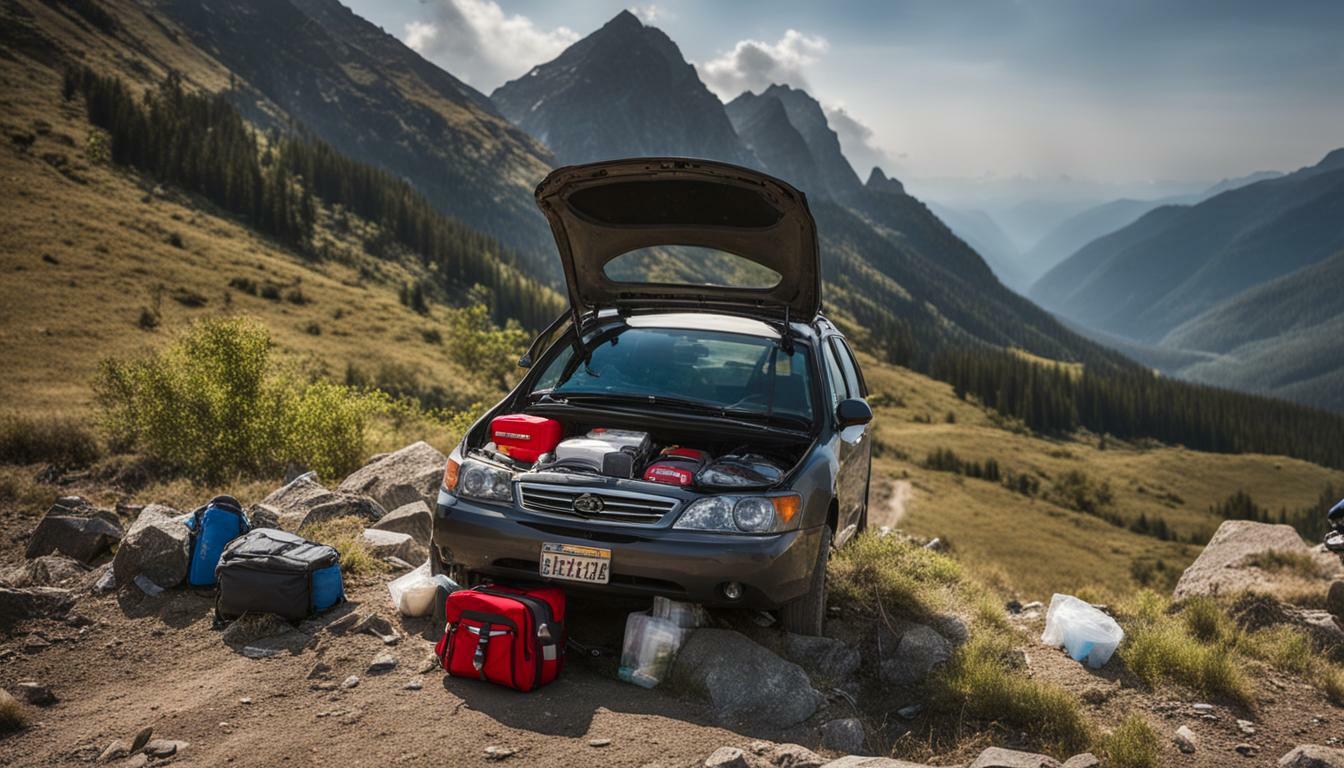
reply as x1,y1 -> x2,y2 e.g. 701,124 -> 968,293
518,483 -> 679,525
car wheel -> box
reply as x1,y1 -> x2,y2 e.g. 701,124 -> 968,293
778,525 -> 831,636
429,549 -> 468,585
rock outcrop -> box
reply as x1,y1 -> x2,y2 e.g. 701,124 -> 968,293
371,501 -> 433,547
1174,520 -> 1343,599
25,497 -> 123,563
671,629 -> 820,727
338,441 -> 444,512
111,504 -> 190,589
261,473 -> 385,530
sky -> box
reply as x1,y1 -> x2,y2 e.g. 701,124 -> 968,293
344,0 -> 1344,189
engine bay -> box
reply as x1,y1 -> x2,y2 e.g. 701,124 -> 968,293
469,413 -> 802,492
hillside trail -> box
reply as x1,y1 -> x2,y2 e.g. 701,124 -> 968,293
869,479 -> 913,531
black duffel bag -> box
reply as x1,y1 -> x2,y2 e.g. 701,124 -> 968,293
215,529 -> 345,622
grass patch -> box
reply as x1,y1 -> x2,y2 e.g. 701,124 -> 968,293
0,412 -> 101,467
830,533 -> 963,616
299,516 -> 384,575
0,690 -> 26,733
1244,549 -> 1332,579
1116,591 -> 1254,708
1098,712 -> 1161,768
930,633 -> 1093,756
1242,625 -> 1315,675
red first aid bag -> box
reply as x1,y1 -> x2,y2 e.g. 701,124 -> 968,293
435,584 -> 566,692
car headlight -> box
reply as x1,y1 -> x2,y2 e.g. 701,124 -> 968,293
674,494 -> 800,533
455,459 -> 514,502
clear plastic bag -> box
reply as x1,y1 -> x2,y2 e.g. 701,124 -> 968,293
387,563 -> 442,617
1040,593 -> 1124,668
618,610 -> 687,688
652,596 -> 706,628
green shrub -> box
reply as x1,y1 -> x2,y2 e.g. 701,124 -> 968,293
0,413 -> 101,467
1180,596 -> 1239,646
931,633 -> 1093,756
447,305 -> 528,390
94,316 -> 383,481
1117,591 -> 1253,708
1099,713 -> 1161,768
829,532 -> 967,620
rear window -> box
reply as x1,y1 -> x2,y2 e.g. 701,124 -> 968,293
532,327 -> 814,423
603,246 -> 782,289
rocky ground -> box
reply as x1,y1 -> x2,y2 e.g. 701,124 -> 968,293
4,444 -> 1344,767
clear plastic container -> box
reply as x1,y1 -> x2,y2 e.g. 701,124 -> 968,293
652,596 -> 706,628
1040,593 -> 1124,668
388,564 -> 453,617
618,610 -> 687,688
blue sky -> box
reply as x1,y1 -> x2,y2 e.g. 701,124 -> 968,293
345,0 -> 1344,186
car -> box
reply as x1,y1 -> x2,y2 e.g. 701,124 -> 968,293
432,157 -> 873,635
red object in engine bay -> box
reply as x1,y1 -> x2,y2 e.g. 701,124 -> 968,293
489,414 -> 562,463
642,446 -> 711,487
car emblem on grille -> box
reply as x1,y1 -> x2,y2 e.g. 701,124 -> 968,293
572,493 -> 604,515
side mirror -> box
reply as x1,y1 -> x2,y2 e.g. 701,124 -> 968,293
517,354 -> 532,369
836,398 -> 873,428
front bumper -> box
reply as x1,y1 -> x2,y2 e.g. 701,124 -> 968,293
432,489 -> 821,609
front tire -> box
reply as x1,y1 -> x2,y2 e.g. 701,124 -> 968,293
778,525 -> 831,636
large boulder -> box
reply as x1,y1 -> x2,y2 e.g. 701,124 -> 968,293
25,497 -> 123,563
969,748 -> 1062,768
338,441 -> 445,512
1279,745 -> 1344,768
111,504 -> 190,589
1174,520 -> 1343,599
880,624 -> 951,686
0,555 -> 89,588
360,529 -> 427,564
261,473 -> 385,530
820,758 -> 934,768
0,586 -> 74,630
778,633 -> 861,686
371,501 -> 432,547
670,629 -> 820,727
247,503 -> 282,531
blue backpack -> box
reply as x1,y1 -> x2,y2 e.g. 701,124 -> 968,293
185,495 -> 250,587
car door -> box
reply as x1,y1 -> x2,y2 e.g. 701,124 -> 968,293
822,336 -> 868,545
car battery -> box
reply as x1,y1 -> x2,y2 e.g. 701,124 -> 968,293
489,414 -> 563,463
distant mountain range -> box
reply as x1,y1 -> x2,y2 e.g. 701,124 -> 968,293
487,11 -> 1132,371
1031,151 -> 1344,409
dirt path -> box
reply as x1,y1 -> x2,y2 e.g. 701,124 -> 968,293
869,479 -> 912,532
1,579 -> 803,767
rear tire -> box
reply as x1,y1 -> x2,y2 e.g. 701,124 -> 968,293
778,525 -> 831,636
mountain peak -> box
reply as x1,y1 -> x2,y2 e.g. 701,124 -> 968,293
1317,147 -> 1344,171
602,9 -> 644,32
866,167 -> 904,195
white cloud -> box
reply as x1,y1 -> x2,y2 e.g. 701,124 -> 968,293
401,0 -> 578,91
825,105 -> 898,178
697,30 -> 828,101
629,5 -> 662,23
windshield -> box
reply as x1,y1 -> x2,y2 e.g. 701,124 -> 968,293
531,327 -> 815,424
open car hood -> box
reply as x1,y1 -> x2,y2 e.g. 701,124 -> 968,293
535,158 -> 820,320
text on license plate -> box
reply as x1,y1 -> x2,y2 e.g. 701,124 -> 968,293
540,542 -> 611,585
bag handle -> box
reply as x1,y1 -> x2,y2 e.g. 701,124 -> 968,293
472,621 -> 492,680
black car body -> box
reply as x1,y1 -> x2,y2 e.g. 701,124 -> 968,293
432,158 -> 872,634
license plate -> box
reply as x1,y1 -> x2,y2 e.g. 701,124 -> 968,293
540,542 -> 611,585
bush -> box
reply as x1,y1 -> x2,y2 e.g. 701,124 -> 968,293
447,305 -> 528,390
1116,591 -> 1253,708
94,316 -> 383,481
829,532 -> 967,620
0,413 -> 101,467
1098,713 -> 1161,768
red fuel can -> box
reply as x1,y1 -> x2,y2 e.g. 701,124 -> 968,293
489,414 -> 563,463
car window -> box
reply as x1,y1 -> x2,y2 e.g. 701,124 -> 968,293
532,327 -> 814,422
821,337 -> 848,409
833,338 -> 866,398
